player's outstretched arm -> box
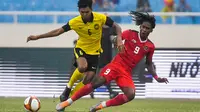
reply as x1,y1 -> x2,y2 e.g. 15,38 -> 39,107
146,58 -> 169,84
27,27 -> 65,42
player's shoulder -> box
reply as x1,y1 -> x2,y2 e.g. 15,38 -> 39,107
122,29 -> 139,37
93,12 -> 106,21
93,12 -> 106,17
69,15 -> 82,24
147,39 -> 155,48
123,29 -> 139,34
129,29 -> 139,33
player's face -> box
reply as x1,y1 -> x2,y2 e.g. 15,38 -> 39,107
140,21 -> 152,38
79,7 -> 92,21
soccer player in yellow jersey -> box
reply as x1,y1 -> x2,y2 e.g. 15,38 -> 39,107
27,0 -> 125,111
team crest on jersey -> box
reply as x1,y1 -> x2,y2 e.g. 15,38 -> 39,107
131,39 -> 137,43
143,46 -> 148,51
94,24 -> 99,30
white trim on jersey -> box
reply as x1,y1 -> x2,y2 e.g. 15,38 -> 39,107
138,32 -> 147,43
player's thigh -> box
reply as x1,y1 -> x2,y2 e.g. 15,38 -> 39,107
116,75 -> 135,91
74,48 -> 88,70
85,54 -> 99,72
81,55 -> 99,84
76,57 -> 87,67
99,64 -> 118,85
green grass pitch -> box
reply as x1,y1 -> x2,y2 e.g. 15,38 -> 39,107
0,97 -> 200,112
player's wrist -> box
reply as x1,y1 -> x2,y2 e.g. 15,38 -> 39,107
36,35 -> 41,39
153,75 -> 158,80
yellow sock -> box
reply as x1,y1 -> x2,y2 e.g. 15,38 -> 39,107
70,81 -> 85,96
67,68 -> 84,89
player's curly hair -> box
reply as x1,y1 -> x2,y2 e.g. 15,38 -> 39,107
78,0 -> 93,9
129,11 -> 156,29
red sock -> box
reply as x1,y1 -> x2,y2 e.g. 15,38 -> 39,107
106,94 -> 129,107
71,83 -> 93,101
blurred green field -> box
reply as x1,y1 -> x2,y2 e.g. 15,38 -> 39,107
0,97 -> 200,112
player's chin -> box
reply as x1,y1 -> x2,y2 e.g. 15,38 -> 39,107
141,33 -> 147,37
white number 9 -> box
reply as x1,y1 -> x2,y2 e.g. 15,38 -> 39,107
134,46 -> 140,54
104,69 -> 111,75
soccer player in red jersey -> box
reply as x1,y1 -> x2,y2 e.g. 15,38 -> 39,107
56,11 -> 169,112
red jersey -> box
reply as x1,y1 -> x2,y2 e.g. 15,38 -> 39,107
111,29 -> 155,73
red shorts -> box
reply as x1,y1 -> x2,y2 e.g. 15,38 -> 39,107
99,63 -> 135,89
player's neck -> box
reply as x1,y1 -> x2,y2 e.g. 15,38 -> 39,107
139,33 -> 148,42
140,36 -> 147,41
82,13 -> 93,23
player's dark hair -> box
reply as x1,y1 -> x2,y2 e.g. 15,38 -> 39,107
78,0 -> 93,9
129,11 -> 156,29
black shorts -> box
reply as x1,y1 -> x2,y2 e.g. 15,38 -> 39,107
73,48 -> 99,72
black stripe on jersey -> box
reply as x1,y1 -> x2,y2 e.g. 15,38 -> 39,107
105,17 -> 114,27
62,22 -> 71,32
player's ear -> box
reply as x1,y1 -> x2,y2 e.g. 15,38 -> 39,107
150,29 -> 153,32
139,25 -> 142,30
150,27 -> 153,32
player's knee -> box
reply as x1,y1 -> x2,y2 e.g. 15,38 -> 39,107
77,66 -> 87,73
77,57 -> 88,73
126,91 -> 135,101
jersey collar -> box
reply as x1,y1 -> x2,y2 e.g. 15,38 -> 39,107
82,12 -> 94,24
138,32 -> 147,43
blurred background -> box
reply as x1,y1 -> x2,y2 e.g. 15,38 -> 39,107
0,0 -> 200,106
0,0 -> 200,24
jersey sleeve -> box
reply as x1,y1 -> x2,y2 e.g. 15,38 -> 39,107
105,17 -> 114,27
100,14 -> 114,27
62,22 -> 71,32
122,30 -> 131,40
63,17 -> 78,31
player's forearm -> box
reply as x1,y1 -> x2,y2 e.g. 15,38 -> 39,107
147,64 -> 158,79
37,29 -> 62,39
112,23 -> 122,42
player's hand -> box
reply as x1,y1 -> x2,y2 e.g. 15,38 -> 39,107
156,77 -> 169,84
117,40 -> 126,53
117,44 -> 125,53
27,35 -> 39,42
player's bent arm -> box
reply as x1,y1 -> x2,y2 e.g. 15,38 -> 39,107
112,22 -> 122,41
146,60 -> 158,79
112,22 -> 126,52
146,56 -> 169,83
104,17 -> 122,43
104,16 -> 124,52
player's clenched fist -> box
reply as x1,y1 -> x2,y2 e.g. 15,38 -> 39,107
117,44 -> 125,53
117,39 -> 126,53
27,35 -> 39,42
156,77 -> 169,84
